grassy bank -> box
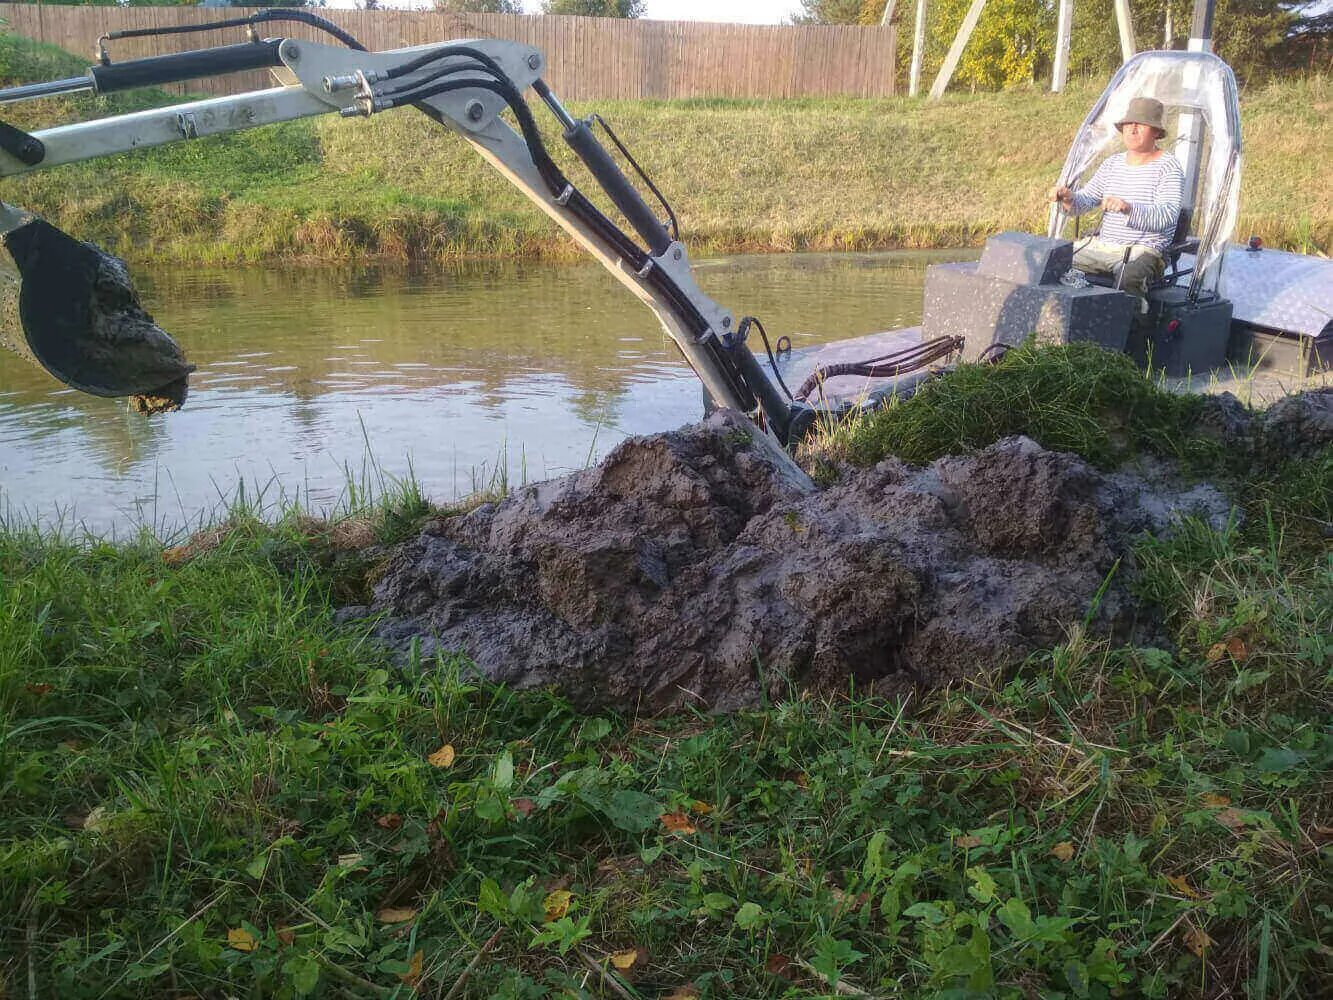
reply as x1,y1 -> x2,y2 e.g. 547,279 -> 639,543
1,346 -> 1329,997
1,33 -> 1329,265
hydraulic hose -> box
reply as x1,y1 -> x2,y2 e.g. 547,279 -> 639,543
379,47 -> 759,414
98,9 -> 367,55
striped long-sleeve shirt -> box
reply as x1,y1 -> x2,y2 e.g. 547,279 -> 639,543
1069,152 -> 1184,252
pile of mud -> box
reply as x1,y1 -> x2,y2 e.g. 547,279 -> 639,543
1196,387 -> 1333,461
344,409 -> 1237,712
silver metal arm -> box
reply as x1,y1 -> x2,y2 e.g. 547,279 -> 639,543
0,37 -> 768,430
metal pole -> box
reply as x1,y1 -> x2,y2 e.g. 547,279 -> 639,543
879,0 -> 899,95
1051,0 -> 1072,92
908,0 -> 927,96
1113,0 -> 1137,63
1188,0 -> 1214,50
1163,2 -> 1174,48
1178,0 -> 1215,218
0,76 -> 94,105
929,0 -> 987,100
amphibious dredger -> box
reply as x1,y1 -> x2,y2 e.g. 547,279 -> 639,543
0,5 -> 1328,443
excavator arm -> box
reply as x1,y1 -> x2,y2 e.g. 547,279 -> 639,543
0,15 -> 816,439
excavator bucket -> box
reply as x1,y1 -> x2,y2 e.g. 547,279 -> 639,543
0,207 -> 193,413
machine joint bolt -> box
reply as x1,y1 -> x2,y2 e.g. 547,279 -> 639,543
466,100 -> 485,122
527,54 -> 541,70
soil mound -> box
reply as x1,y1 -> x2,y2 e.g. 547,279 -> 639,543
350,410 -> 1232,712
1196,387 -> 1333,460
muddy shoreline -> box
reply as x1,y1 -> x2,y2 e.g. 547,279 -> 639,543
342,409 -> 1254,712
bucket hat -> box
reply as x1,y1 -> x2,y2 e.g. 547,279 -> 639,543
1115,96 -> 1166,134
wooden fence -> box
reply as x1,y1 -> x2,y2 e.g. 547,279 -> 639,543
0,5 -> 895,99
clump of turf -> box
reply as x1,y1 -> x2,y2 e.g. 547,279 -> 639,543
810,341 -> 1224,472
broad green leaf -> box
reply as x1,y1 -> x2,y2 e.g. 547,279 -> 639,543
809,937 -> 867,988
934,943 -> 982,977
904,901 -> 946,925
494,750 -> 515,791
863,829 -> 887,882
734,901 -> 766,929
997,897 -> 1035,939
1256,747 -> 1304,773
581,718 -> 613,741
967,866 -> 997,904
701,892 -> 734,912
599,789 -> 661,833
286,956 -> 320,996
478,877 -> 509,919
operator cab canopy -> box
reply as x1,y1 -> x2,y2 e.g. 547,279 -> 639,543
1048,49 -> 1242,302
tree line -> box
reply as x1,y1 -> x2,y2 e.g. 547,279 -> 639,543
66,0 -> 1329,86
793,0 -> 1330,85
77,1 -> 648,19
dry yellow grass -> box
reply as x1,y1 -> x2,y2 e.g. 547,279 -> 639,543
2,26 -> 1327,262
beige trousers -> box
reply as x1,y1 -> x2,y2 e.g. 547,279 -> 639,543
1072,239 -> 1165,299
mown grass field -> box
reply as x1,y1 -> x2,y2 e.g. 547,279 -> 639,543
0,32 -> 1329,264
2,345 -> 1329,998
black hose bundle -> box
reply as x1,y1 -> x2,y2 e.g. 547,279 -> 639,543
794,335 -> 963,402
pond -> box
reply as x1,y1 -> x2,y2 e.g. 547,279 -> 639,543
0,249 -> 970,536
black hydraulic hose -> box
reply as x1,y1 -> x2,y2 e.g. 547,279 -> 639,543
590,113 -> 679,243
392,77 -> 571,205
795,335 -> 962,402
380,76 -> 507,109
375,60 -> 498,101
738,316 -> 793,402
388,55 -> 756,411
381,44 -> 508,81
99,9 -> 366,55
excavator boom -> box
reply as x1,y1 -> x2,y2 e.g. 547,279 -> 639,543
0,11 -> 955,441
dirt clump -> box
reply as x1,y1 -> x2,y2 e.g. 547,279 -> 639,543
347,409 -> 1232,713
1194,388 -> 1333,461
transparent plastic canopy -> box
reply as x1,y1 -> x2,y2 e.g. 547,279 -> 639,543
1048,50 -> 1242,296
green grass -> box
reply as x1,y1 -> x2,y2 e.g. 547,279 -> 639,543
1,347 -> 1329,997
803,341 -> 1218,472
1,32 -> 1329,264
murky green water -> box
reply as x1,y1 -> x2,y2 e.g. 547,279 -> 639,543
0,250 -> 968,535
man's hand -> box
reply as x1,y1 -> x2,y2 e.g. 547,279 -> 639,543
1101,195 -> 1131,214
1050,185 -> 1074,209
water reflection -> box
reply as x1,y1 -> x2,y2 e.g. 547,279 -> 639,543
0,250 -> 969,535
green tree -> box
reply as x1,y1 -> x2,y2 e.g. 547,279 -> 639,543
924,0 -> 1055,88
790,0 -> 865,24
435,0 -> 524,12
541,0 -> 646,16
861,0 -> 1309,93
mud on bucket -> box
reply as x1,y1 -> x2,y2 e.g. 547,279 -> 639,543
1,215 -> 194,413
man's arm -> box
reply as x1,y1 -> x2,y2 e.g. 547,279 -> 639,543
1065,159 -> 1110,216
1127,158 -> 1184,236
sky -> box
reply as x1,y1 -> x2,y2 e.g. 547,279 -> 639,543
345,1 -> 808,24
563,0 -> 804,21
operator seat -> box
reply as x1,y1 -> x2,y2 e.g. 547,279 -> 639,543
1077,206 -> 1194,292
1155,206 -> 1198,288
